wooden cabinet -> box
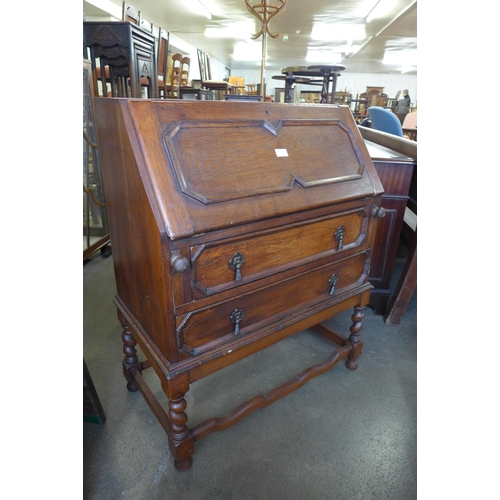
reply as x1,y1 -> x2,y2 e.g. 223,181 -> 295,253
359,126 -> 417,324
93,99 -> 385,471
364,139 -> 416,314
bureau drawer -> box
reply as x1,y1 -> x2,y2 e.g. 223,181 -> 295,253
190,209 -> 369,296
177,251 -> 370,355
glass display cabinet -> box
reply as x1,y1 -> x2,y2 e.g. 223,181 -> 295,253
83,59 -> 110,260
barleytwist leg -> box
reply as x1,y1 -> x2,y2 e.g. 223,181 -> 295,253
346,306 -> 365,370
118,312 -> 140,392
168,396 -> 193,471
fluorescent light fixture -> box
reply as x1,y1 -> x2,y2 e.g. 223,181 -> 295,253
205,22 -> 255,39
344,45 -> 361,56
306,49 -> 343,63
232,42 -> 261,61
366,0 -> 393,23
383,49 -> 417,66
311,24 -> 365,41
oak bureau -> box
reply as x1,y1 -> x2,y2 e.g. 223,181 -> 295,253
93,99 -> 385,471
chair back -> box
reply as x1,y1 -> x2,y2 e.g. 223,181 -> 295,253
246,83 -> 258,95
228,76 -> 245,94
166,52 -> 182,98
402,111 -> 417,129
122,2 -> 140,24
140,19 -> 153,33
180,57 -> 190,87
367,106 -> 404,137
157,28 -> 170,81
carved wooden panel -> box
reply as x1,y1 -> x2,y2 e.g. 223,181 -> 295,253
164,119 -> 366,204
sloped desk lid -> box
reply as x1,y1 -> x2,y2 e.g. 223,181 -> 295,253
97,99 -> 383,240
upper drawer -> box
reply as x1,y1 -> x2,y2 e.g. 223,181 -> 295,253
190,208 -> 370,296
176,250 -> 370,356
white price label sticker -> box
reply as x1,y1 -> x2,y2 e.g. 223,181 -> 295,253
275,149 -> 288,157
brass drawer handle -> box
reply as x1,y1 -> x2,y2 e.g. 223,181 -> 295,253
328,274 -> 339,295
230,308 -> 245,335
229,252 -> 245,281
334,226 -> 345,250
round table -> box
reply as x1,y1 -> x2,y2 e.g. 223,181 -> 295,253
281,65 -> 345,104
272,74 -> 322,103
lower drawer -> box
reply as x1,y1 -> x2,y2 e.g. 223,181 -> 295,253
176,251 -> 370,355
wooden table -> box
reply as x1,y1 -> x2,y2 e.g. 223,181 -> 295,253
83,21 -> 158,98
281,65 -> 345,104
272,74 -> 321,103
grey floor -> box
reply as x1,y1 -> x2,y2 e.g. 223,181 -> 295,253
83,242 -> 417,500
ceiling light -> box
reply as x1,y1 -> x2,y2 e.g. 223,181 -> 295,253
204,22 -> 255,38
306,49 -> 343,63
311,24 -> 365,41
232,42 -> 261,61
382,49 -> 417,66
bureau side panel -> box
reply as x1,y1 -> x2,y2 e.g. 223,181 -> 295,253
93,98 -> 175,364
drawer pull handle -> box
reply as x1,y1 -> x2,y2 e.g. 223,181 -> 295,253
371,206 -> 386,218
230,308 -> 245,335
229,252 -> 245,281
170,253 -> 189,273
334,226 -> 345,250
328,274 -> 339,296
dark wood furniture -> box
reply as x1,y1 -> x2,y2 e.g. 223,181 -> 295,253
144,27 -> 169,98
93,99 -> 385,471
197,49 -> 233,99
280,65 -> 345,104
306,65 -> 346,103
272,74 -> 321,103
83,21 -> 158,98
364,137 -> 415,314
180,88 -> 214,100
359,126 -> 417,324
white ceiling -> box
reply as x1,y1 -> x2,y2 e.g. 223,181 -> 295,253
83,0 -> 416,75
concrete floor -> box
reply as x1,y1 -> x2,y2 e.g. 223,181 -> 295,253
83,243 -> 417,500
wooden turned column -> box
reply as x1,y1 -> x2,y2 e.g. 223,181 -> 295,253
168,397 -> 193,471
346,306 -> 364,370
118,312 -> 139,392
162,374 -> 194,471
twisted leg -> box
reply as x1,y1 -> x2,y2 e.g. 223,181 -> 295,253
168,396 -> 193,471
346,306 -> 365,370
119,312 -> 140,392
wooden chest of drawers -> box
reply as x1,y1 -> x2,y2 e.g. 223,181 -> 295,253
93,99 -> 385,471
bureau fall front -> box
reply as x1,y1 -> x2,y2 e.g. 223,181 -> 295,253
93,99 -> 385,471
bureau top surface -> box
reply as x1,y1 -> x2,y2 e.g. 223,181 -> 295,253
94,99 -> 384,240
364,139 -> 415,162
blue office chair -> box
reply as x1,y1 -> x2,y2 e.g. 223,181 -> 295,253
367,106 -> 403,137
